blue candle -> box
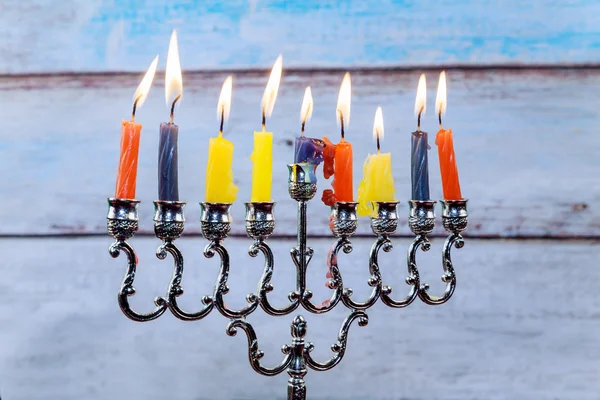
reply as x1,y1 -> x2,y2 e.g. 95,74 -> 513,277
158,122 -> 179,201
294,136 -> 325,165
411,130 -> 430,200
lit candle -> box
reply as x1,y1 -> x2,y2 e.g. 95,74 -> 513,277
115,56 -> 158,199
294,75 -> 325,166
411,74 -> 430,201
356,107 -> 396,217
206,76 -> 238,203
250,55 -> 282,202
435,71 -> 462,200
158,30 -> 183,201
322,73 -> 353,206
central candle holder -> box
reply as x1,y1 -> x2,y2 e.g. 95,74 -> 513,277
106,164 -> 469,399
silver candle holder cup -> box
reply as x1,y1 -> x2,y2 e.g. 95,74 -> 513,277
200,202 -> 233,241
329,202 -> 359,238
153,201 -> 186,241
408,200 -> 437,235
107,198 -> 140,240
245,202 -> 276,240
287,163 -> 318,201
441,199 -> 469,233
370,201 -> 400,236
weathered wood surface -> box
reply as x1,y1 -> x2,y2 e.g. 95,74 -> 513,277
1,1 -> 599,74
0,69 -> 598,238
0,237 -> 598,399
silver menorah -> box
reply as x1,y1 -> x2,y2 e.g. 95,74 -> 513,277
106,162 -> 468,400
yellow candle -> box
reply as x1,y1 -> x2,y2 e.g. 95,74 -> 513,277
357,153 -> 396,216
205,133 -> 238,203
357,107 -> 396,217
206,76 -> 238,203
251,129 -> 273,202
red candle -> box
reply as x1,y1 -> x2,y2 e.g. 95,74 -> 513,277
321,73 -> 354,206
435,71 -> 462,200
114,56 -> 158,199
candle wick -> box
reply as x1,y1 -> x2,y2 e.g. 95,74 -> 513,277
301,121 -> 305,136
131,95 -> 143,122
417,105 -> 424,131
438,111 -> 443,129
376,130 -> 381,153
339,110 -> 345,140
170,94 -> 181,123
219,105 -> 225,134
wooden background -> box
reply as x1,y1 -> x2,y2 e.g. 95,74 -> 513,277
1,1 -> 599,399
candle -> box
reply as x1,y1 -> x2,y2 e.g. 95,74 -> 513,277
206,76 -> 238,203
435,71 -> 462,200
411,74 -> 430,201
322,73 -> 353,206
114,56 -> 158,199
357,107 -> 396,217
158,30 -> 183,201
294,82 -> 325,166
250,56 -> 282,202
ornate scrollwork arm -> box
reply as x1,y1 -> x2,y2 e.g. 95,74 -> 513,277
342,237 -> 384,310
418,199 -> 467,306
380,234 -> 421,308
418,233 -> 461,305
251,240 -> 300,316
156,241 -> 214,321
305,310 -> 369,371
110,240 -> 168,322
206,241 -> 259,318
301,237 -> 349,314
226,319 -> 293,376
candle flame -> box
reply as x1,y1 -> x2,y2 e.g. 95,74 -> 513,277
336,72 -> 351,128
165,30 -> 183,110
435,71 -> 447,117
261,55 -> 283,119
217,76 -> 233,125
132,55 -> 158,110
373,106 -> 384,141
414,73 -> 427,116
300,86 -> 313,126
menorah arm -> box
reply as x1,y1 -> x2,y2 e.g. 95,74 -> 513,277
154,241 -> 214,321
250,240 -> 300,316
226,319 -> 293,376
206,241 -> 259,319
109,240 -> 168,322
301,237 -> 349,314
418,232 -> 461,305
305,310 -> 369,371
380,234 -> 421,308
342,237 -> 385,310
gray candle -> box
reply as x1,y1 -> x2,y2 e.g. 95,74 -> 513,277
158,122 -> 179,201
411,130 -> 430,200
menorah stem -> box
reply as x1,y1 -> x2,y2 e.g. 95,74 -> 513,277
297,201 -> 308,292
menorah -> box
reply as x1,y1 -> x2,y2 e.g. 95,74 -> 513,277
106,162 -> 468,400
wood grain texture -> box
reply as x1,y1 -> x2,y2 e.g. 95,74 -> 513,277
1,0 -> 599,74
0,69 -> 598,238
0,237 -> 598,399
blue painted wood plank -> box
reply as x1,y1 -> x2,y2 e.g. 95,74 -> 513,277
0,69 -> 597,237
1,0 -> 599,73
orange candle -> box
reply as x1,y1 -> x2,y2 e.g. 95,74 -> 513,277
115,121 -> 142,199
114,56 -> 158,199
436,128 -> 462,200
435,71 -> 462,200
321,73 -> 354,206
